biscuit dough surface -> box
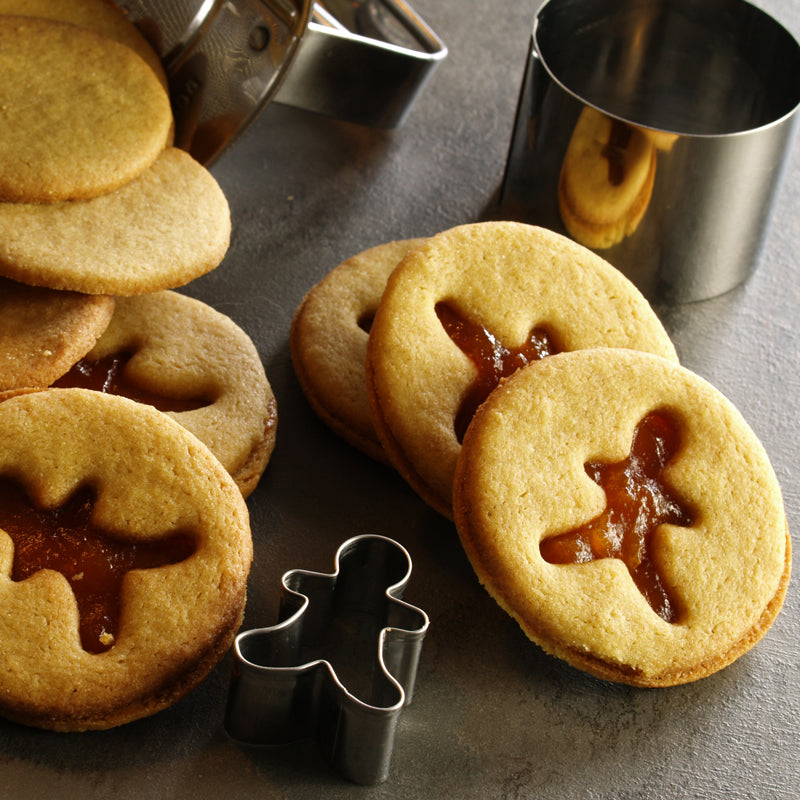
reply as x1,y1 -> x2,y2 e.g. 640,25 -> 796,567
0,148 -> 231,295
291,239 -> 426,462
365,221 -> 678,518
0,388 -> 252,730
0,278 -> 114,390
0,0 -> 168,90
453,349 -> 790,686
56,291 -> 277,498
0,15 -> 171,203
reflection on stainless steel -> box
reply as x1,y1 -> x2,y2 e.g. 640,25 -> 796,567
557,108 -> 657,251
115,0 -> 313,164
225,535 -> 429,786
501,0 -> 800,303
314,0 -> 437,50
114,0 -> 446,164
275,0 -> 448,128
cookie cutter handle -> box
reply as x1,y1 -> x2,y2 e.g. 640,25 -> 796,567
114,0 -> 446,164
274,0 -> 448,128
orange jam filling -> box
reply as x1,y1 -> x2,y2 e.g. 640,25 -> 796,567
52,351 -> 210,413
0,479 -> 196,654
435,302 -> 560,442
540,410 -> 694,623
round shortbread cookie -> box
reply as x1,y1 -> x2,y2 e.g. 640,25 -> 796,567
0,15 -> 171,203
453,349 -> 790,687
0,147 -> 231,295
365,221 -> 678,519
0,388 -> 252,730
290,239 -> 427,463
53,291 -> 277,498
0,0 -> 168,91
0,277 -> 114,391
558,107 -> 657,250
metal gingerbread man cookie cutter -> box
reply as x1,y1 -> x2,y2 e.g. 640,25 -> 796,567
224,534 -> 429,785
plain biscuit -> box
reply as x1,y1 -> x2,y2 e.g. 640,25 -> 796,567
0,148 -> 231,295
0,15 -> 171,203
0,0 -> 168,91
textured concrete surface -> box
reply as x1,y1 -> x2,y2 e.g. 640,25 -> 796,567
1,1 -> 798,798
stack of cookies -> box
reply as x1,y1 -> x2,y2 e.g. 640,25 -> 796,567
291,220 -> 790,688
0,1 -> 276,731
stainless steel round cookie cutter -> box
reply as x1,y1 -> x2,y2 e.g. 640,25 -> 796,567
500,0 -> 800,303
114,0 -> 447,164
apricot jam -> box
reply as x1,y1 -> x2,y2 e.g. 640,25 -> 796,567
435,302 -> 559,442
539,410 -> 693,623
0,479 -> 196,653
52,351 -> 208,413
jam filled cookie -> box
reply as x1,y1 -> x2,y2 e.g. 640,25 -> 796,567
558,107 -> 657,250
0,277 -> 114,391
365,222 -> 678,518
453,349 -> 790,687
52,291 -> 277,499
0,15 -> 171,203
0,148 -> 231,295
0,388 -> 252,730
290,239 -> 426,463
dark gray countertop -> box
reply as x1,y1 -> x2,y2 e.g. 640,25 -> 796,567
2,1 -> 798,797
